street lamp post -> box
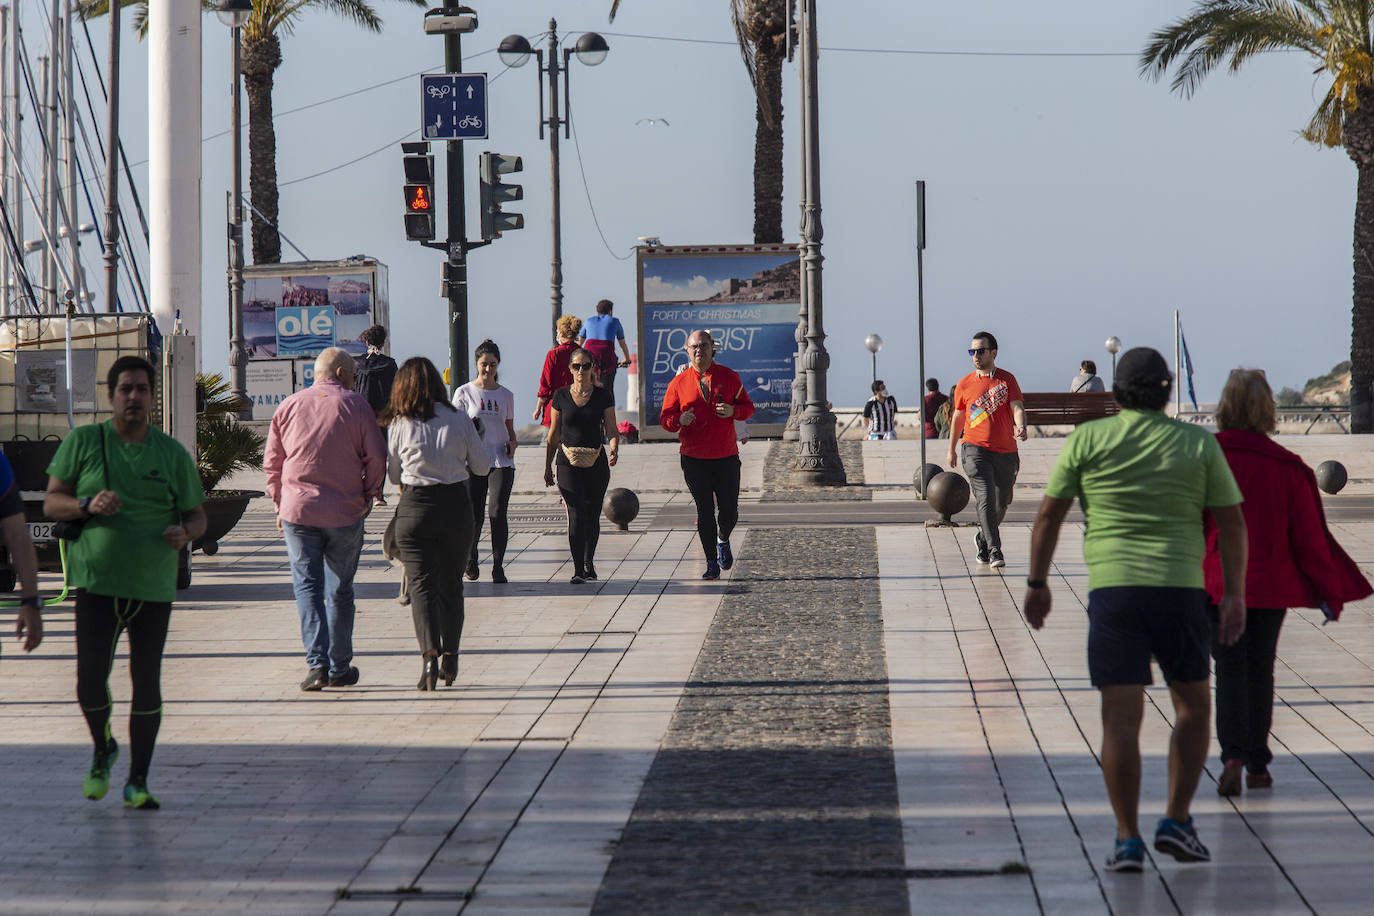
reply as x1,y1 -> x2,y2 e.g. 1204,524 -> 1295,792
1104,335 -> 1122,383
865,333 -> 883,385
499,23 -> 608,344
218,0 -> 252,419
792,0 -> 844,484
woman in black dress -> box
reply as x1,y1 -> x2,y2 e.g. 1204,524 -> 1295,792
543,349 -> 619,583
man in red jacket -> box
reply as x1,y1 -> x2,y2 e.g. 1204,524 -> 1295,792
660,330 -> 755,579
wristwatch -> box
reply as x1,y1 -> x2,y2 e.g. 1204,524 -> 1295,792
1026,578 -> 1047,589
19,595 -> 40,608
78,496 -> 93,517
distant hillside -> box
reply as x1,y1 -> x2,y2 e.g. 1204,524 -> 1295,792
1278,361 -> 1350,406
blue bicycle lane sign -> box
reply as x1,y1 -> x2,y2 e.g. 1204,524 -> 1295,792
421,74 -> 488,141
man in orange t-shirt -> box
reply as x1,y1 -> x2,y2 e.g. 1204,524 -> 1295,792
660,330 -> 755,579
946,331 -> 1027,568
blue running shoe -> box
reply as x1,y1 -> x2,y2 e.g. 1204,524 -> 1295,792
717,540 -> 734,570
83,737 -> 119,801
702,563 -> 720,580
1154,816 -> 1210,863
1105,836 -> 1145,872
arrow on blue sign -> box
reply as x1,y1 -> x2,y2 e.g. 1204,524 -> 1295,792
421,74 -> 488,141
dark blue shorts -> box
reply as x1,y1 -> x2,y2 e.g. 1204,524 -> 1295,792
1086,586 -> 1211,687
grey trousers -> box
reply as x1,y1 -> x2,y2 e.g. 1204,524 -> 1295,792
961,444 -> 1020,550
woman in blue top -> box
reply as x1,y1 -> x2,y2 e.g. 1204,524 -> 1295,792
578,299 -> 631,399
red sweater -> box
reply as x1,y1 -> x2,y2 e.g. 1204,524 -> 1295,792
660,363 -> 755,459
536,341 -> 578,426
1203,430 -> 1371,619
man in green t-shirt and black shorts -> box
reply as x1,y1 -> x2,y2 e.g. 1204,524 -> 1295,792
45,356 -> 206,810
1022,348 -> 1248,873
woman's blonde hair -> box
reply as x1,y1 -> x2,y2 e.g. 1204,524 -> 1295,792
556,314 -> 582,342
1215,368 -> 1276,434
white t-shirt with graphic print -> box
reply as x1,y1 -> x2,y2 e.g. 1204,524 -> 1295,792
455,382 -> 516,468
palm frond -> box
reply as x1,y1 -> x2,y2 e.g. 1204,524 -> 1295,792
1140,1 -> 1326,97
195,372 -> 264,492
609,0 -> 621,24
1302,83 -> 1347,145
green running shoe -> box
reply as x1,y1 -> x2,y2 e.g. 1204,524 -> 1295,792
122,778 -> 160,810
83,737 -> 119,801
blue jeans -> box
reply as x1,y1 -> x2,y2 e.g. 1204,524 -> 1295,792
282,519 -> 365,676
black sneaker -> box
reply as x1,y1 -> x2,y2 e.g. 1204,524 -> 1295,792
702,563 -> 721,580
465,559 -> 480,581
989,548 -> 1006,569
570,573 -> 586,584
975,532 -> 990,565
328,666 -> 360,688
491,566 -> 507,584
300,667 -> 328,692
717,540 -> 734,570
584,565 -> 598,581
1154,816 -> 1210,863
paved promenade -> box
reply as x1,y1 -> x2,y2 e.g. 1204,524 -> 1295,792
2,436 -> 1374,914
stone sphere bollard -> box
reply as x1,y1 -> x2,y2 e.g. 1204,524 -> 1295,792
603,487 -> 640,530
913,462 -> 943,498
1316,460 -> 1348,495
926,471 -> 970,523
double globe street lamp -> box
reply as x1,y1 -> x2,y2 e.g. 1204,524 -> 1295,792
865,333 -> 883,385
217,0 -> 254,419
498,22 -> 608,343
1105,335 -> 1122,383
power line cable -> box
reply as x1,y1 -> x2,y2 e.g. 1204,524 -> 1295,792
597,30 -> 1141,57
568,114 -> 633,262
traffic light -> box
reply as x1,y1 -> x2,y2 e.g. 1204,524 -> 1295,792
402,143 -> 435,241
479,152 -> 524,240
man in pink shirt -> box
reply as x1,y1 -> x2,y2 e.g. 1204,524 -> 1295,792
265,347 -> 386,691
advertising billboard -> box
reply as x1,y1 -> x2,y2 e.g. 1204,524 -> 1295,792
637,245 -> 800,438
242,258 -> 389,362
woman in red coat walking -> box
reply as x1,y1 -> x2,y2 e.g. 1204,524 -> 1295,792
533,315 -> 582,428
1204,369 -> 1371,796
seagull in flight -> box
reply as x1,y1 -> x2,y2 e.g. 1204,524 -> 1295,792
635,117 -> 670,127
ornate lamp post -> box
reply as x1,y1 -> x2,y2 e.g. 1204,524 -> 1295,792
865,333 -> 883,385
792,0 -> 844,484
1105,335 -> 1122,383
498,23 -> 608,343
218,0 -> 253,418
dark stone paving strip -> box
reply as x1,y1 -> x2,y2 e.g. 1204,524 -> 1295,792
762,440 -> 872,501
592,527 -> 908,915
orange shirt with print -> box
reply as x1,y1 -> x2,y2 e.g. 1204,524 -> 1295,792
952,369 -> 1023,453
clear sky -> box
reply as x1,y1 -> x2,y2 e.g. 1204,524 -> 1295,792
6,0 -> 1359,411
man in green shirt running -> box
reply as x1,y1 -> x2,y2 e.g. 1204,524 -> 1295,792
1023,347 -> 1248,873
45,355 -> 206,810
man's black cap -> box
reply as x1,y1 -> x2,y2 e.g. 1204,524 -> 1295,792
1115,347 -> 1171,388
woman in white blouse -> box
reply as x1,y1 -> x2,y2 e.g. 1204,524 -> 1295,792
455,339 -> 518,583
383,357 -> 491,691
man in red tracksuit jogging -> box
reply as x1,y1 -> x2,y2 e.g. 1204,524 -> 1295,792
660,330 -> 755,579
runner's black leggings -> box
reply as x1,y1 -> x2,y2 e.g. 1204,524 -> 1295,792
681,454 -> 742,559
556,453 -> 610,575
75,591 -> 173,782
468,466 -> 516,569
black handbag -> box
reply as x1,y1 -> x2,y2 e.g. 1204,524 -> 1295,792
53,425 -> 108,541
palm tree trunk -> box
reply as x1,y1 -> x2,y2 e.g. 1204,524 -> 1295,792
1347,96 -> 1374,433
242,33 -> 283,265
752,47 -> 783,244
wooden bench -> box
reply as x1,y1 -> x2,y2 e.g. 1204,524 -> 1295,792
1020,391 -> 1119,429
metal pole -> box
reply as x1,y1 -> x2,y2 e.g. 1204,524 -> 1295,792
39,55 -> 51,312
916,179 -> 926,483
62,0 -> 81,307
870,350 -> 875,385
1174,309 -> 1181,416
784,17 -> 808,444
547,18 -> 563,343
228,23 -> 248,416
792,0 -> 844,484
0,5 -> 9,313
101,0 -> 121,315
7,0 -> 20,314
444,0 -> 469,390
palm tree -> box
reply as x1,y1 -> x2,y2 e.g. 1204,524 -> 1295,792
82,0 -> 423,265
611,0 -> 788,243
1140,1 -> 1374,432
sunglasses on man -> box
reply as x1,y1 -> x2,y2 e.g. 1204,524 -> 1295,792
968,347 -> 991,356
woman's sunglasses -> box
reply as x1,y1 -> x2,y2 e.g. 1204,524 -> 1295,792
571,363 -> 593,371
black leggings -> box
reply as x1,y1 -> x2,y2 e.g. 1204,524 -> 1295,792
556,453 -> 610,575
468,466 -> 516,569
682,454 -> 742,559
75,591 -> 173,782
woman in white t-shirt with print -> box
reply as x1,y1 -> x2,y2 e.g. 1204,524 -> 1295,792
456,339 -> 518,583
